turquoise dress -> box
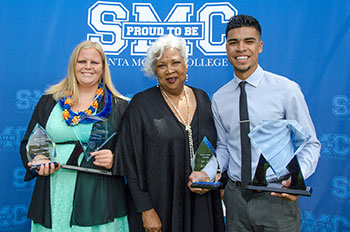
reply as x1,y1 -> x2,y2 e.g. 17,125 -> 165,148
31,103 -> 129,232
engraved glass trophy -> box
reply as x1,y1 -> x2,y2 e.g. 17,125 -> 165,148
73,117 -> 116,161
61,116 -> 115,175
245,120 -> 313,196
192,136 -> 216,171
26,123 -> 57,170
190,136 -> 223,190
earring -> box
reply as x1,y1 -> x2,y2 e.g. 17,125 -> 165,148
186,74 -> 189,82
156,79 -> 159,87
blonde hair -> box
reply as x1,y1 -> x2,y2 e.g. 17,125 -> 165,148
46,40 -> 128,103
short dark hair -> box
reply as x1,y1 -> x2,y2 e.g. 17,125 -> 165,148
225,14 -> 262,38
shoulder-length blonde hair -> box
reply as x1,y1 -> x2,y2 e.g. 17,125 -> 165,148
46,40 -> 128,103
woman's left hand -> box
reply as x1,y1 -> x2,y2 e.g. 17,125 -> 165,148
90,149 -> 114,169
187,171 -> 210,194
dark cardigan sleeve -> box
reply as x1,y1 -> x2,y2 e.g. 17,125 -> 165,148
19,94 -> 57,181
114,93 -> 154,212
19,94 -> 57,228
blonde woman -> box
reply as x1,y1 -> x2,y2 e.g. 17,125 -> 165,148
20,41 -> 129,231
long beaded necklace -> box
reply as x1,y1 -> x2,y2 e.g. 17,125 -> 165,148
162,87 -> 195,166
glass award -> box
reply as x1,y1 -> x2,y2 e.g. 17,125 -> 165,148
245,120 -> 313,196
190,136 -> 222,189
26,123 -> 57,170
73,117 -> 116,162
192,136 -> 216,171
61,116 -> 115,176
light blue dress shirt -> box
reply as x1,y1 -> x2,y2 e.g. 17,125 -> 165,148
211,65 -> 321,182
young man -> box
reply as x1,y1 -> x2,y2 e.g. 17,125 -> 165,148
212,15 -> 321,231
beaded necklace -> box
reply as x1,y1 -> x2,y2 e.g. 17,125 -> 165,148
60,82 -> 104,126
162,86 -> 195,166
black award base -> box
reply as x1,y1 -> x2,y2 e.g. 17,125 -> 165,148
61,165 -> 112,176
61,141 -> 112,176
245,184 -> 312,196
246,155 -> 312,197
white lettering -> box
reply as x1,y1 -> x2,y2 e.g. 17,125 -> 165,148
187,58 -> 229,67
196,3 -> 237,55
87,2 -> 129,55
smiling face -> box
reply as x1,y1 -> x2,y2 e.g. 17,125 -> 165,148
155,47 -> 188,95
75,48 -> 104,89
226,26 -> 263,80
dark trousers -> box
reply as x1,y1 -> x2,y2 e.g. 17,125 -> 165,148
224,179 -> 301,232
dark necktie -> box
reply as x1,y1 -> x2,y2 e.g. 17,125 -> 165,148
239,81 -> 252,201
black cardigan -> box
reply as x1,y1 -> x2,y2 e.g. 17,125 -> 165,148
20,94 -> 128,228
116,86 -> 225,232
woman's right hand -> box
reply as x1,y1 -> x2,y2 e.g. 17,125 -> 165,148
142,208 -> 162,232
28,161 -> 60,176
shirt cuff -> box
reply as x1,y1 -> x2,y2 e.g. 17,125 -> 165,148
201,156 -> 219,182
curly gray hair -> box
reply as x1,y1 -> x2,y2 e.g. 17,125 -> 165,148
143,34 -> 188,78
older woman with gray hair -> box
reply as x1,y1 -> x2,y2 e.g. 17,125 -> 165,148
116,34 -> 225,232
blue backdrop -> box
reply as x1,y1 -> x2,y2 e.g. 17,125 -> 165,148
1,0 -> 349,231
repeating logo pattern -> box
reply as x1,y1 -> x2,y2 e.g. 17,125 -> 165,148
0,126 -> 26,152
15,89 -> 42,112
332,95 -> 350,119
1,2 -> 348,232
0,204 -> 28,229
331,176 -> 350,200
301,210 -> 350,232
320,133 -> 350,159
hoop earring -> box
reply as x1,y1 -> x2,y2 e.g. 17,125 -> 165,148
186,74 -> 189,82
156,79 -> 159,87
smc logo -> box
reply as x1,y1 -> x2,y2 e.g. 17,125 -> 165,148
0,204 -> 28,229
332,95 -> 350,119
13,167 -> 35,190
301,211 -> 350,232
15,89 -> 42,112
331,176 -> 350,199
87,1 -> 237,56
0,126 -> 26,151
319,133 -> 350,158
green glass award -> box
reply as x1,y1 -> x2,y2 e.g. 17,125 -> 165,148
192,136 -> 217,171
190,136 -> 223,190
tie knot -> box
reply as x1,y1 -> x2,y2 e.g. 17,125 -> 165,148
239,81 -> 247,89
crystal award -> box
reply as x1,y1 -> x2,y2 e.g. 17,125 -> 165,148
72,117 -> 116,162
26,123 -> 57,170
245,120 -> 313,196
192,136 -> 217,171
61,116 -> 115,175
190,136 -> 222,189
